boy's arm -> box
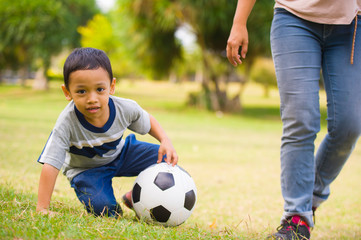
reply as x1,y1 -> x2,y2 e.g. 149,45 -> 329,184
36,163 -> 59,215
148,114 -> 178,166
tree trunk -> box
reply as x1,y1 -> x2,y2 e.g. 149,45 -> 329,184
169,71 -> 177,83
194,33 -> 243,113
264,83 -> 270,98
18,67 -> 27,87
33,67 -> 48,90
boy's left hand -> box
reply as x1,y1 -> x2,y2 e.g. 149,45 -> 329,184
157,138 -> 178,166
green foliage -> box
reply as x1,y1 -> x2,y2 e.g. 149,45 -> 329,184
61,0 -> 100,47
77,14 -> 132,77
0,0 -> 98,73
0,0 -> 59,69
181,0 -> 237,53
172,45 -> 203,81
78,14 -> 117,53
73,1 -> 274,111
181,0 -> 273,62
115,0 -> 182,79
250,58 -> 277,97
247,0 -> 274,59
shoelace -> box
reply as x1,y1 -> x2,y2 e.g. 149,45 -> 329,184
276,222 -> 298,234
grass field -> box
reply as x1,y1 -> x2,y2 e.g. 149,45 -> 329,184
0,80 -> 360,239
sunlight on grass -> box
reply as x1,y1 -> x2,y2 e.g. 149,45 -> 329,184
0,80 -> 360,239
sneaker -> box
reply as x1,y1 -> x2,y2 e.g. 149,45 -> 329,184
122,191 -> 133,209
267,215 -> 311,240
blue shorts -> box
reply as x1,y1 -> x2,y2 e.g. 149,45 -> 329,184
70,134 -> 162,217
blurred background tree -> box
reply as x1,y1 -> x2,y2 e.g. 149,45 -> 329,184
77,14 -> 131,78
111,0 -> 273,112
0,0 -> 98,89
250,57 -> 277,98
0,0 -> 274,112
114,0 -> 183,80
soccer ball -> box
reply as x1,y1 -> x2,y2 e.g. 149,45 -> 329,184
131,163 -> 197,226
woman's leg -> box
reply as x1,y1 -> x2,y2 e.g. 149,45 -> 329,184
271,9 -> 323,227
313,16 -> 361,207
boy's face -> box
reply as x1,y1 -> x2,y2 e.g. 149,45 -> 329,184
62,68 -> 116,127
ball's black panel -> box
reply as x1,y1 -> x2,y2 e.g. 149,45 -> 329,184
184,190 -> 196,211
150,205 -> 171,223
154,172 -> 175,191
132,183 -> 142,203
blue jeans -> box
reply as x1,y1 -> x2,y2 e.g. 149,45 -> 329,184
70,134 -> 162,217
271,8 -> 361,227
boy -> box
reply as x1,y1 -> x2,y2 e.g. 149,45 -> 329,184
36,47 -> 178,217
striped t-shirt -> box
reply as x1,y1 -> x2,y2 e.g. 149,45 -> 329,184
38,95 -> 151,181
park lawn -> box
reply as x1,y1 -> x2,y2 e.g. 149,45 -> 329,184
0,79 -> 360,239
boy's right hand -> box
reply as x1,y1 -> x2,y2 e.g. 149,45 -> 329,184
37,163 -> 59,217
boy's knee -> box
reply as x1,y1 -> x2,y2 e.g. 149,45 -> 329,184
83,198 -> 122,217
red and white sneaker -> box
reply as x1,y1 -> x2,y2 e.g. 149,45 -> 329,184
268,215 -> 311,239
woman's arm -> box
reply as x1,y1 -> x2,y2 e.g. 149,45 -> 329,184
227,0 -> 257,66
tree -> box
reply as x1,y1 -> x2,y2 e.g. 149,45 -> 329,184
115,0 -> 273,112
181,0 -> 273,111
78,13 -> 136,78
0,0 -> 98,89
115,0 -> 182,80
250,57 -> 277,98
78,14 -> 117,53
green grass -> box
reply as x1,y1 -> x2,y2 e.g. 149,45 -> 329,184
0,80 -> 360,239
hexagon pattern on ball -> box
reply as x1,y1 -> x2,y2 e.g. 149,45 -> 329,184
154,172 -> 175,191
131,163 -> 197,226
150,205 -> 171,222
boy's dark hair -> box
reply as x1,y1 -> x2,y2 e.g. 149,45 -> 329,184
63,47 -> 113,89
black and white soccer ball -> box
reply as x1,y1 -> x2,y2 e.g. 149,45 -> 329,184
131,163 -> 197,226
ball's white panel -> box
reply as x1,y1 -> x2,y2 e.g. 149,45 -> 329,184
168,208 -> 192,226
